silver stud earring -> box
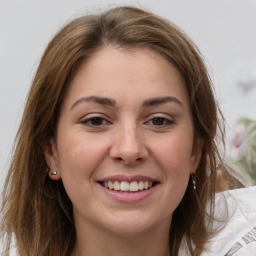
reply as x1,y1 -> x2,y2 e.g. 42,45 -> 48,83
50,171 -> 57,176
191,174 -> 196,190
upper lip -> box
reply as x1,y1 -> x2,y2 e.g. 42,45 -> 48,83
97,175 -> 159,183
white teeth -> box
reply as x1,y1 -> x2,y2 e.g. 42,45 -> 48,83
138,181 -> 144,190
108,181 -> 114,190
130,181 -> 139,191
114,181 -> 120,190
102,180 -> 154,192
120,181 -> 130,191
144,181 -> 149,189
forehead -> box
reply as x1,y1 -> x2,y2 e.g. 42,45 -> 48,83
74,46 -> 184,82
63,46 -> 189,107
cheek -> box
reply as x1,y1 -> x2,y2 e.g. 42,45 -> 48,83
153,145 -> 191,219
156,133 -> 194,172
57,132 -> 106,180
156,136 -> 193,212
56,134 -> 107,207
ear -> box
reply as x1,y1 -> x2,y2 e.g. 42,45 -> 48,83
189,137 -> 204,174
44,138 -> 61,180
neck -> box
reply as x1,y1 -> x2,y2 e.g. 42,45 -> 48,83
71,219 -> 171,256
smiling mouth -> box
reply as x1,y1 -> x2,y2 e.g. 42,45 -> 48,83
100,180 -> 156,192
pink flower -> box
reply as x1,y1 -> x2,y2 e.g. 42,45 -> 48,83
230,123 -> 247,160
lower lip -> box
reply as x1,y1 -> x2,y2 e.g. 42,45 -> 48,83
99,184 -> 159,203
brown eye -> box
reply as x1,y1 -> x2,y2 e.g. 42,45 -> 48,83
151,117 -> 173,126
152,118 -> 165,125
90,117 -> 104,126
81,117 -> 109,127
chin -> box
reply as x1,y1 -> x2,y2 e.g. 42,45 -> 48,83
99,210 -> 172,236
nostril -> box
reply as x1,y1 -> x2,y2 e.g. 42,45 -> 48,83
112,157 -> 143,165
124,157 -> 143,165
115,157 -> 123,162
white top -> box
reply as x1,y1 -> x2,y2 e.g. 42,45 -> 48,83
202,186 -> 256,255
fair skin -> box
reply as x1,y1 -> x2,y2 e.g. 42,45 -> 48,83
45,46 -> 202,256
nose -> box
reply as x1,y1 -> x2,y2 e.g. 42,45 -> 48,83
109,123 -> 148,165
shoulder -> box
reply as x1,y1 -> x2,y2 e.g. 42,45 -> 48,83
202,186 -> 256,256
226,232 -> 256,255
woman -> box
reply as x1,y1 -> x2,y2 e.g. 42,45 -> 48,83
0,6 -> 241,256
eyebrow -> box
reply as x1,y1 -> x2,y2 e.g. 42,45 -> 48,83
71,96 -> 116,110
142,96 -> 183,107
71,95 -> 182,110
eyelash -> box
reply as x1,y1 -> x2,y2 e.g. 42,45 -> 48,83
80,116 -> 111,127
80,115 -> 174,129
146,117 -> 174,127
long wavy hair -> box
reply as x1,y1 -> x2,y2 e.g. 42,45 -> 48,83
1,6 -> 225,256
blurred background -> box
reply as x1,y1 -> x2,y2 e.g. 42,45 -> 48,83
1,0 -> 256,189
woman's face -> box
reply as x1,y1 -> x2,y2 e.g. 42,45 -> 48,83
45,46 -> 201,235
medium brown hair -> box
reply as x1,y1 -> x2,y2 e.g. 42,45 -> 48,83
1,6 -> 225,256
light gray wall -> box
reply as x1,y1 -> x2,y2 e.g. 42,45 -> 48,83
1,0 -> 256,189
